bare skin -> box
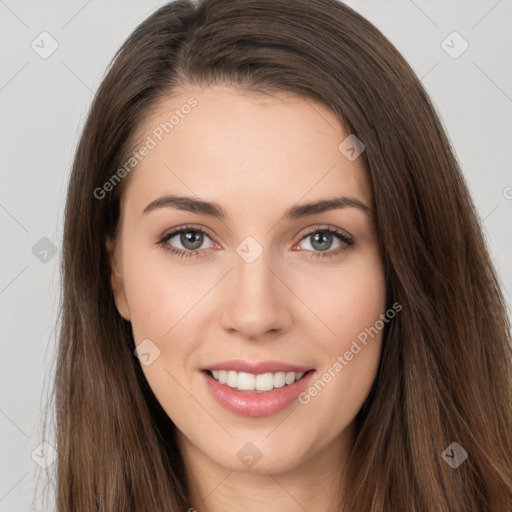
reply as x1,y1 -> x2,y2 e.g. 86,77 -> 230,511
108,85 -> 386,512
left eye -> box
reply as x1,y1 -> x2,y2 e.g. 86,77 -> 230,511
298,229 -> 348,252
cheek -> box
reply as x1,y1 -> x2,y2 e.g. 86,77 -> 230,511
120,245 -> 209,409
124,259 -> 197,423
338,267 -> 386,340
297,252 -> 386,409
296,250 -> 386,343
121,243 -> 209,341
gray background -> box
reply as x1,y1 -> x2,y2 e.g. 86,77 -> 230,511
1,0 -> 511,510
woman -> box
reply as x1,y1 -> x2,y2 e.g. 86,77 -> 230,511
50,0 -> 512,510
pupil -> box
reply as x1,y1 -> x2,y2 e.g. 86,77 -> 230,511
312,232 -> 332,251
181,231 -> 203,250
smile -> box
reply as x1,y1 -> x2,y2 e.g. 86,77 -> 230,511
207,369 -> 306,393
202,368 -> 316,417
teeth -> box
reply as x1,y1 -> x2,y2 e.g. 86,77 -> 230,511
210,370 -> 306,392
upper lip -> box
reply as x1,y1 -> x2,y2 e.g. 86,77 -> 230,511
201,359 -> 314,374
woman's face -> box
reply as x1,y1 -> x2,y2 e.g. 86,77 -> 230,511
108,85 -> 386,475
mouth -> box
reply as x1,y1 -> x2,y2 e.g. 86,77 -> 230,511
201,366 -> 317,417
203,368 -> 314,393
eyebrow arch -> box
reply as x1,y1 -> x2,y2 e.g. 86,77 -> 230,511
142,194 -> 373,221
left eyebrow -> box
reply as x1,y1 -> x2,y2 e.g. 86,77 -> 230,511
142,194 -> 373,220
283,196 -> 372,221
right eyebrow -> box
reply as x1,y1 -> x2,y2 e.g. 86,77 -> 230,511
142,195 -> 226,218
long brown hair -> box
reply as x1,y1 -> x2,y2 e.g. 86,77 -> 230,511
46,0 -> 512,510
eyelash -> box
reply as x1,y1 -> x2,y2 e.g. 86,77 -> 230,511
156,224 -> 355,260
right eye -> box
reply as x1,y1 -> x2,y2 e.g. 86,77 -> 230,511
157,225 -> 219,258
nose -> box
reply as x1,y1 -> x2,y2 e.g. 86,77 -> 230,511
219,249 -> 293,340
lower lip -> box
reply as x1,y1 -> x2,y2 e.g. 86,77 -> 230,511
201,370 -> 316,417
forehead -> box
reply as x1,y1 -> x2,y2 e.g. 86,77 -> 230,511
121,85 -> 372,219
